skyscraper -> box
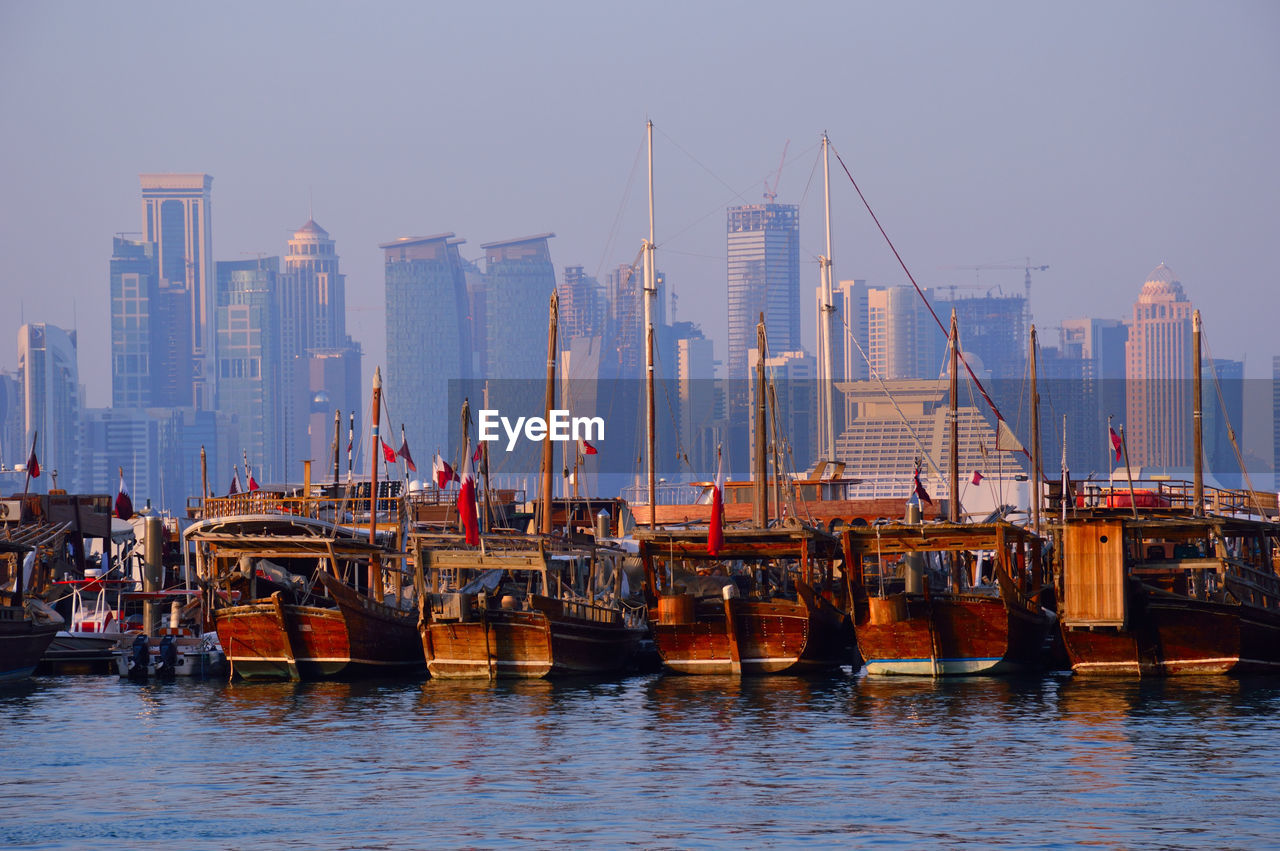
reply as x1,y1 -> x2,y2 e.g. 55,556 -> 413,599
726,204 -> 800,394
481,234 -> 556,380
140,173 -> 214,408
282,219 -> 362,472
866,285 -> 944,380
382,233 -> 471,461
215,257 -> 282,482
17,324 -> 82,492
558,265 -> 606,343
1125,263 -> 1195,469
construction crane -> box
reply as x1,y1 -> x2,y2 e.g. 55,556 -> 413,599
763,139 -> 790,203
942,258 -> 1049,325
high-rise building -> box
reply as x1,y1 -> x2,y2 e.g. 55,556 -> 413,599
110,235 -> 193,409
558,265 -> 606,342
140,173 -> 214,408
17,324 -> 82,493
0,371 -> 20,474
215,257 -> 282,482
748,348 -> 815,477
282,219 -> 362,472
866,285 -> 944,381
481,234 -> 556,380
604,262 -> 666,378
1125,264 -> 1195,469
1202,357 -> 1243,486
727,204 -> 800,396
1057,317 -> 1128,475
948,293 -> 1027,379
382,234 -> 471,461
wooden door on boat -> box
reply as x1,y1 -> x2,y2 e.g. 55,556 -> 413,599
1061,520 -> 1126,628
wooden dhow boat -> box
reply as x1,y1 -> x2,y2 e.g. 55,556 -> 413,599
412,534 -> 647,679
410,294 -> 647,679
1,540 -> 62,681
194,369 -> 422,681
1054,310 -> 1280,676
636,523 -> 852,675
842,519 -> 1053,676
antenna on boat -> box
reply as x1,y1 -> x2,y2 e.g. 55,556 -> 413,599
950,310 -> 961,524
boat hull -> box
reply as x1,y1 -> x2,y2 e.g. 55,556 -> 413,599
217,584 -> 423,681
653,585 -> 849,676
856,593 -> 1050,677
1062,589 -> 1280,676
424,597 -> 643,679
0,613 -> 59,682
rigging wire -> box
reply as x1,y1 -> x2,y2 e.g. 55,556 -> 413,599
828,140 -> 1023,455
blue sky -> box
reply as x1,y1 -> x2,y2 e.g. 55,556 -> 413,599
2,1 -> 1276,426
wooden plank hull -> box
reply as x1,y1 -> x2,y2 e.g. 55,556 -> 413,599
317,573 -> 425,676
425,603 -> 644,679
653,588 -> 849,676
857,594 -> 1049,676
216,595 -> 420,681
1062,590 -> 1280,676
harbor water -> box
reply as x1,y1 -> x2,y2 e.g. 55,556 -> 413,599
5,671 -> 1279,849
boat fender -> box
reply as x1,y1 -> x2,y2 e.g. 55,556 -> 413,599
156,635 -> 178,679
128,634 -> 150,680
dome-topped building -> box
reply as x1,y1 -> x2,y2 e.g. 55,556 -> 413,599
1137,263 -> 1187,303
1125,263 -> 1195,469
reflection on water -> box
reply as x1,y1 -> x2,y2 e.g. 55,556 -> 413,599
4,671 -> 1280,848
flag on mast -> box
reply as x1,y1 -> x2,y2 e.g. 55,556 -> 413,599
707,445 -> 725,557
1108,425 -> 1123,462
396,425 -> 417,473
115,468 -> 134,520
229,466 -> 242,496
913,461 -> 933,506
433,453 -> 458,489
458,439 -> 479,546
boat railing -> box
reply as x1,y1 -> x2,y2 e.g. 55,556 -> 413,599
1055,479 -> 1277,518
195,492 -> 405,524
620,482 -> 704,506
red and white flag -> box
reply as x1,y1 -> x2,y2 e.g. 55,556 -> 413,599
579,438 -> 598,456
971,470 -> 984,487
472,444 -> 483,464
397,426 -> 417,473
247,468 -> 259,492
26,450 -> 39,478
433,453 -> 458,489
115,469 -> 134,520
458,440 -> 479,546
229,466 -> 242,496
381,438 -> 397,465
1108,426 -> 1123,462
707,446 -> 725,557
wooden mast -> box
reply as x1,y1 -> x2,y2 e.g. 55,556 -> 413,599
753,314 -> 769,528
644,119 -> 657,530
1192,309 -> 1204,517
1029,324 -> 1042,534
368,367 -> 384,602
948,309 -> 960,524
818,131 -> 837,464
540,290 -> 559,536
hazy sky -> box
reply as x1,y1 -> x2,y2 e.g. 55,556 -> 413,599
2,0 -> 1277,414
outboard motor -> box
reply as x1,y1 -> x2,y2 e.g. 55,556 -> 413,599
128,634 -> 151,680
155,635 -> 178,679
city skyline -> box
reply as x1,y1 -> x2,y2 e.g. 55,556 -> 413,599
2,2 -> 1277,399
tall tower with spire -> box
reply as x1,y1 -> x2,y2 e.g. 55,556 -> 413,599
279,218 -> 361,477
1124,263 -> 1195,469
